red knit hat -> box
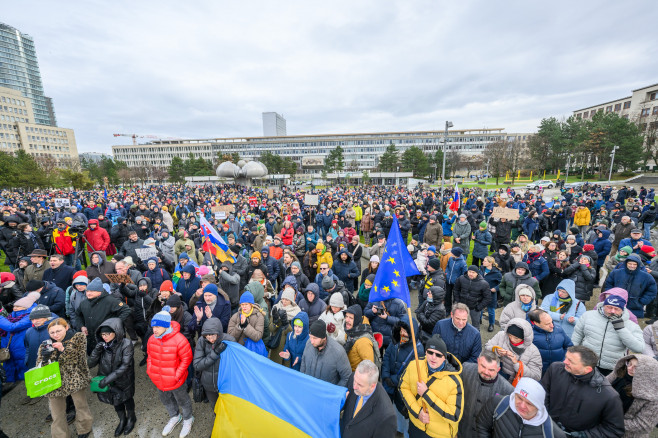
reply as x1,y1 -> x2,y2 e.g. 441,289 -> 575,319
160,280 -> 174,292
641,245 -> 656,256
72,270 -> 88,286
582,244 -> 594,252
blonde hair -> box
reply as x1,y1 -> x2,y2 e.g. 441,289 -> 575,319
48,318 -> 69,331
484,256 -> 498,269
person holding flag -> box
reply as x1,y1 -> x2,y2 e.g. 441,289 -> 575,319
198,215 -> 235,266
449,183 -> 460,213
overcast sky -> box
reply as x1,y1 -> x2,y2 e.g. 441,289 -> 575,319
4,1 -> 658,154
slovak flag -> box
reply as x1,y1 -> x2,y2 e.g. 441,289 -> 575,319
449,183 -> 460,212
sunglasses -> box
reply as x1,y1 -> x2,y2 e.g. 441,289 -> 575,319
426,350 -> 444,358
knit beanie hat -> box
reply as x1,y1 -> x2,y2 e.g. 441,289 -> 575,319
251,251 -> 262,261
428,258 -> 441,271
451,247 -> 464,257
369,255 -> 380,263
281,288 -> 296,303
365,274 -> 376,287
479,221 -> 487,229
618,246 -> 633,255
329,292 -> 344,308
14,292 -> 40,309
425,334 -> 447,357
240,291 -> 255,305
25,280 -> 45,292
322,276 -> 335,290
203,284 -> 219,296
166,294 -> 182,308
160,280 -> 174,292
467,265 -> 479,274
507,324 -> 525,340
291,261 -> 302,270
309,320 -> 327,338
178,252 -> 189,260
582,244 -> 595,252
87,278 -> 104,293
29,304 -> 51,320
603,294 -> 627,310
427,245 -> 436,253
641,245 -> 656,256
72,271 -> 88,286
151,306 -> 172,328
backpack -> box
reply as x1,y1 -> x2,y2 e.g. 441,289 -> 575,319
493,395 -> 554,437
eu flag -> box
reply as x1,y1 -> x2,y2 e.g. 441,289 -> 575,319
369,215 -> 419,307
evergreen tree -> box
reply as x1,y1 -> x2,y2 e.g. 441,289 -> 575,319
379,143 -> 399,172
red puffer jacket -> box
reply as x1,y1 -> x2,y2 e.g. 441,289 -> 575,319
146,321 -> 193,391
281,226 -> 294,246
83,219 -> 110,252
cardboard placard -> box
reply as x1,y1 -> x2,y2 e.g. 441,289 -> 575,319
105,273 -> 134,284
135,247 -> 158,260
304,194 -> 319,206
215,211 -> 226,220
492,206 -> 520,220
54,198 -> 70,208
210,205 -> 235,214
267,189 -> 274,199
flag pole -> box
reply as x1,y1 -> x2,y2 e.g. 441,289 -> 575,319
406,305 -> 428,418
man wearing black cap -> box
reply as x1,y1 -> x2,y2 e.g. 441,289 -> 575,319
399,334 -> 464,437
618,227 -> 650,254
26,279 -> 66,317
300,320 -> 352,386
453,265 -> 491,330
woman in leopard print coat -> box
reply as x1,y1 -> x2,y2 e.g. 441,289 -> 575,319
37,318 -> 93,438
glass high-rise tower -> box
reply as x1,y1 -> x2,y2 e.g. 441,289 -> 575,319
0,22 -> 56,126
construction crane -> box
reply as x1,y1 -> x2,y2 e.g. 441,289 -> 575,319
113,133 -> 182,145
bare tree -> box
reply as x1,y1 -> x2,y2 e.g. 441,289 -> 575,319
35,155 -> 59,184
117,168 -> 133,186
132,166 -> 150,187
446,150 -> 463,177
484,140 -> 510,184
150,167 -> 169,184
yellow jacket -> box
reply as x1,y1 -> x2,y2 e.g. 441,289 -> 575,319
399,354 -> 464,438
346,319 -> 375,371
574,207 -> 591,226
316,242 -> 333,273
353,205 -> 363,222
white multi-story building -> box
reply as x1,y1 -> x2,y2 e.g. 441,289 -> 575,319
262,112 -> 287,136
112,128 -> 531,173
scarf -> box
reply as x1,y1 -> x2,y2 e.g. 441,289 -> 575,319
0,312 -> 29,337
241,307 -> 254,318
344,322 -> 375,353
550,294 -> 572,313
526,252 -> 541,263
521,301 -> 534,312
155,326 -> 173,339
427,360 -> 446,374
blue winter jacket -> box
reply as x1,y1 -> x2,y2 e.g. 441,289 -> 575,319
282,311 -> 309,371
472,230 -> 492,259
593,229 -> 612,267
175,264 -> 201,305
31,282 -> 66,317
522,254 -> 549,282
23,314 -> 59,369
382,317 -> 424,397
446,255 -> 467,285
304,231 -> 319,251
190,293 -> 231,335
431,317 -> 481,364
0,304 -> 36,364
260,250 -> 280,284
603,254 -> 658,318
539,279 -> 586,339
144,258 -> 171,291
364,298 -> 406,347
619,237 -> 651,254
441,215 -> 455,237
332,250 -> 360,293
532,323 -> 573,375
522,216 -> 538,239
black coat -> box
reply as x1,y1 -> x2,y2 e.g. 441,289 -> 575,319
453,273 -> 491,312
75,291 -> 132,351
42,264 -> 75,293
540,362 -> 625,437
192,318 -> 235,394
87,318 -> 135,406
340,374 -> 397,438
476,394 -> 566,438
561,261 -> 595,301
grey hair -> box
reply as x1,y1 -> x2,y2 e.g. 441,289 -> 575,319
452,303 -> 469,314
49,254 -> 65,262
356,360 -> 379,385
115,260 -> 129,268
479,350 -> 500,366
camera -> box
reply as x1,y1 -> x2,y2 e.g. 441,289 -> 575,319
69,225 -> 86,234
41,340 -> 55,357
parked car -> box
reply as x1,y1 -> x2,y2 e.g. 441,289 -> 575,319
564,181 -> 585,189
526,179 -> 554,190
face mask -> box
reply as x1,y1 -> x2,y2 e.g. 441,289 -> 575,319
400,335 -> 409,344
426,297 -> 433,303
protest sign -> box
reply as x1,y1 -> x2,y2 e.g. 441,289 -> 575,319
304,194 -> 319,206
135,247 -> 158,260
492,206 -> 520,220
105,274 -> 134,284
54,198 -> 70,208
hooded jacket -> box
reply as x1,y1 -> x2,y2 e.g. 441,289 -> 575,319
606,354 -> 658,438
541,361 -> 624,438
193,318 -> 236,393
446,255 -> 468,285
540,279 -> 586,338
144,257 -> 171,292
498,262 -> 541,305
85,251 -> 116,284
281,312 -> 309,371
87,318 -> 135,405
300,335 -> 352,387
485,318 -> 543,383
0,303 -> 36,368
364,297 -> 406,348
344,305 -> 379,371
571,300 -> 645,371
594,229 -> 612,267
332,249 -> 360,293
191,290 -> 231,336
298,283 -> 327,325
603,254 -> 657,318
500,284 -> 537,330
175,264 -> 200,304
83,219 -> 110,253
147,320 -> 193,391
562,256 -> 596,301
454,271 -> 491,312
399,353 -> 464,438
493,244 -> 515,274
416,286 -> 447,342
24,313 -> 59,369
382,317 -> 424,412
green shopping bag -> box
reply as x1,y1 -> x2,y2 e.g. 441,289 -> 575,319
25,362 -> 62,398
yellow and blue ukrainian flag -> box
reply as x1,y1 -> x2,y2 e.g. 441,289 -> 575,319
214,342 -> 346,438
368,215 -> 420,306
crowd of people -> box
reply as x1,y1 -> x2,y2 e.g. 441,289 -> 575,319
0,181 -> 656,438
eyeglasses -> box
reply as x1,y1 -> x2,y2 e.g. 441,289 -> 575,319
626,360 -> 637,368
426,350 -> 444,358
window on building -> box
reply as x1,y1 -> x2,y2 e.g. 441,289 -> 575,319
606,106 -> 612,112
583,111 -> 589,118
650,92 -> 657,101
624,101 -> 631,109
576,113 -> 582,119
614,103 -> 621,111
642,108 -> 651,117
653,106 -> 658,115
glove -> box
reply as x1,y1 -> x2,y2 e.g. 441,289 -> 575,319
384,377 -> 395,388
99,378 -> 108,389
326,323 -> 336,334
611,318 -> 625,330
213,342 -> 227,354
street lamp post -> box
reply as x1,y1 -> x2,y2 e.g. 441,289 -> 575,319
439,121 -> 454,212
608,146 -> 619,182
565,155 -> 571,183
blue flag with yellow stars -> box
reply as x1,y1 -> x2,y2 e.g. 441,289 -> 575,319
369,215 -> 419,307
